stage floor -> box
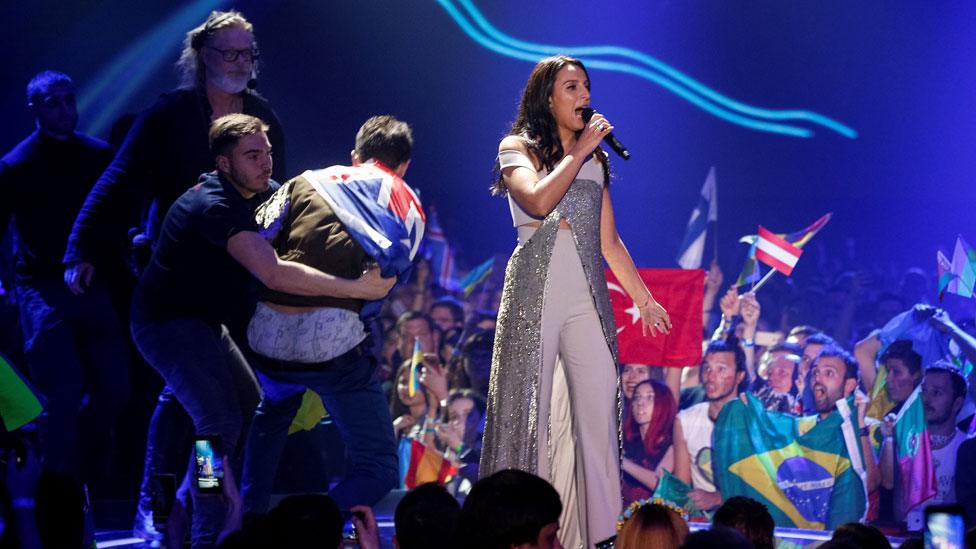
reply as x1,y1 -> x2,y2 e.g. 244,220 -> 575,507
90,494 -> 907,548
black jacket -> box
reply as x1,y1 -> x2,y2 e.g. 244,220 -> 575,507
63,88 -> 285,266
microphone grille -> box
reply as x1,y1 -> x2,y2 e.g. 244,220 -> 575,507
581,107 -> 595,124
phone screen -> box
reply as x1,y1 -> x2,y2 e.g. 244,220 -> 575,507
925,507 -> 965,549
194,438 -> 223,492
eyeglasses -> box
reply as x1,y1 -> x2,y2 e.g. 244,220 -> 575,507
35,93 -> 76,108
207,46 -> 259,63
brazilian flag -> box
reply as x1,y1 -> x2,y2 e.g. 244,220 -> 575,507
712,394 -> 868,530
652,470 -> 709,521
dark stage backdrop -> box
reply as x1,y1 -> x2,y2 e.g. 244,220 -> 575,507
2,0 -> 974,280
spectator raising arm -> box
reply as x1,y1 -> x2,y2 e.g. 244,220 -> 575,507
853,332 -> 882,394
740,292 -> 760,380
702,260 -> 723,330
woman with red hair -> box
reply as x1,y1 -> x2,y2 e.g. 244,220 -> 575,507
622,379 -> 677,503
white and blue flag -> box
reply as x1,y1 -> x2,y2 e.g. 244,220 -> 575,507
676,167 -> 718,269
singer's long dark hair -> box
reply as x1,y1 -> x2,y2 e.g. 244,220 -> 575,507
492,55 -> 610,196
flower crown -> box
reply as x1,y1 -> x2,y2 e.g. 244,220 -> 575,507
616,497 -> 687,532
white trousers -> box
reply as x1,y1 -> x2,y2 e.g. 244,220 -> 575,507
519,227 -> 621,549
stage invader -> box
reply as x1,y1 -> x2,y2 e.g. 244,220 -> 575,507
240,115 -> 424,513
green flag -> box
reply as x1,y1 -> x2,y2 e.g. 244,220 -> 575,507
651,469 -> 709,520
712,394 -> 868,530
0,353 -> 45,431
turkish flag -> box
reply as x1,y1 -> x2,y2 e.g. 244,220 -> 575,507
605,268 -> 704,367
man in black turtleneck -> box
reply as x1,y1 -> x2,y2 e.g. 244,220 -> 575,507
0,70 -> 129,478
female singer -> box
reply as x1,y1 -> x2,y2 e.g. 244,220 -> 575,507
481,55 -> 671,548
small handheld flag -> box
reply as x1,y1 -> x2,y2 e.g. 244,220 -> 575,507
783,213 -> 832,248
755,226 -> 803,276
736,239 -> 761,287
937,236 -> 976,301
460,257 -> 494,297
745,214 -> 831,292
407,337 -> 423,397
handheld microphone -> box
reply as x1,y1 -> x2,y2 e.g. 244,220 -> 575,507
247,68 -> 258,90
581,107 -> 630,160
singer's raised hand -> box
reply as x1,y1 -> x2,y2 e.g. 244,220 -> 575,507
572,110 -> 613,158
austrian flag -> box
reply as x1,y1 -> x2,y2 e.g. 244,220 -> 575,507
755,226 -> 803,276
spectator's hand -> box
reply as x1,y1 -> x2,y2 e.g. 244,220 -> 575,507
217,456 -> 242,545
926,307 -> 958,334
6,439 -> 40,499
688,489 -> 722,511
436,422 -> 463,451
639,296 -> 671,337
419,355 -> 449,402
393,414 -> 417,435
740,292 -> 760,331
354,267 -> 396,300
704,260 -> 723,297
719,286 -> 739,320
880,413 -> 895,438
64,262 -> 95,295
350,505 -> 381,549
415,259 -> 430,288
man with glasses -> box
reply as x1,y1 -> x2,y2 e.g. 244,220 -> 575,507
750,342 -> 803,414
0,71 -> 129,480
64,9 -> 286,288
59,10 -> 286,542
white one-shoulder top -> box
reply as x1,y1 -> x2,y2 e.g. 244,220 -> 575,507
497,149 -> 604,227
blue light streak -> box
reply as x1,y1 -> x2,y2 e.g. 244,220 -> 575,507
79,0 -> 229,136
438,0 -> 857,139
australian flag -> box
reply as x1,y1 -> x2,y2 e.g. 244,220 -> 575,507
303,161 -> 426,318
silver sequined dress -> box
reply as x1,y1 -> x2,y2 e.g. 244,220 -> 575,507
480,167 -> 619,476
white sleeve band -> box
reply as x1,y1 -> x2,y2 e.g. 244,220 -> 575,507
498,149 -> 536,171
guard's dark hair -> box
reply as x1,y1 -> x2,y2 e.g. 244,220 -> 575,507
209,113 -> 268,158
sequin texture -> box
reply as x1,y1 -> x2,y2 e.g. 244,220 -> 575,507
481,176 -> 620,476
